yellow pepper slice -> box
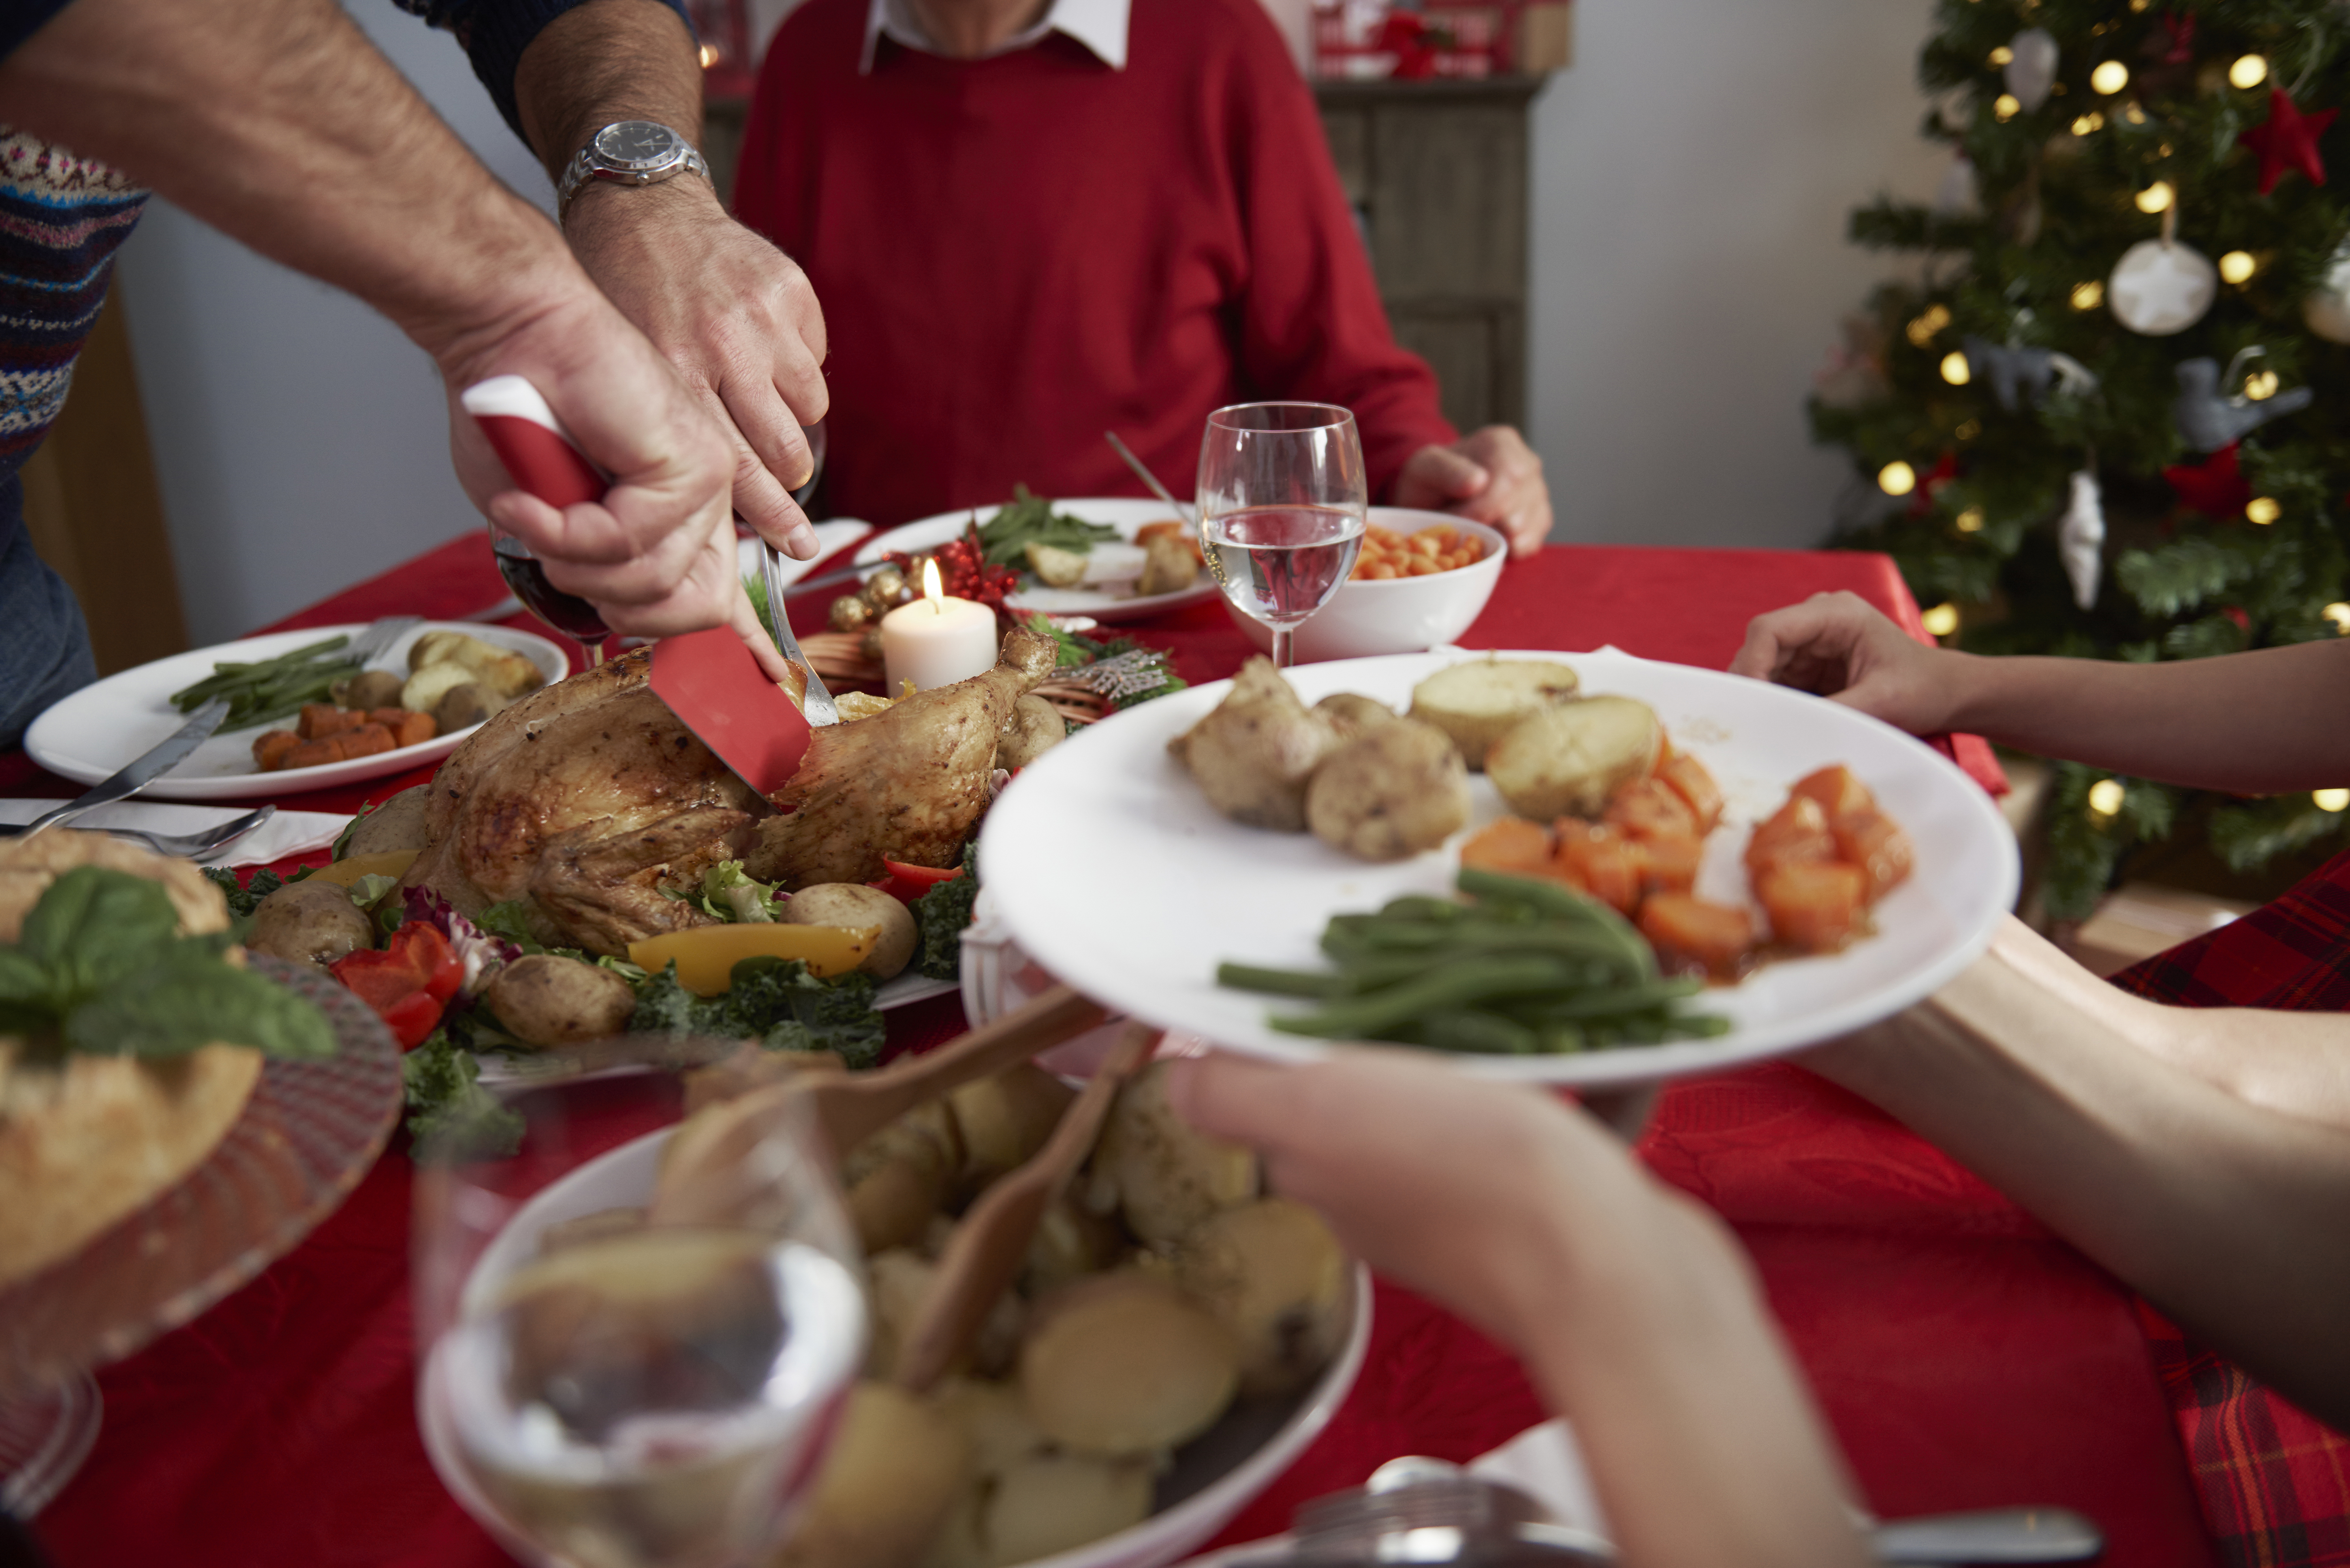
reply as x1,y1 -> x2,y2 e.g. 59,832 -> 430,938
306,850 -> 419,887
628,923 -> 882,992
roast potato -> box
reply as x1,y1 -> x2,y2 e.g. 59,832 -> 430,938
1017,1272 -> 1240,1455
1134,531 -> 1198,597
784,883 -> 916,980
338,783 -> 432,859
947,1065 -> 1076,1187
1020,1192 -> 1125,1297
984,1454 -> 1155,1567
399,661 -> 477,719
1305,717 -> 1470,862
843,1102 -> 962,1254
1315,691 -> 1397,738
329,669 -> 405,711
246,880 -> 373,970
994,694 -> 1064,772
773,1382 -> 970,1568
1090,1061 -> 1258,1244
1486,695 -> 1664,821
1024,542 -> 1088,588
430,682 -> 498,735
408,629 -> 546,697
484,954 -> 639,1048
1408,659 -> 1582,769
1168,657 -> 1340,832
1173,1198 -> 1350,1396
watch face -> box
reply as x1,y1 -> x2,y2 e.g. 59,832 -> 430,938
595,122 -> 679,171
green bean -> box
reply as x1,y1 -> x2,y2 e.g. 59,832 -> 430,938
1215,962 -> 1353,999
1416,1010 -> 1538,1054
1512,975 -> 1704,1021
1271,957 -> 1578,1039
1377,895 -> 1468,922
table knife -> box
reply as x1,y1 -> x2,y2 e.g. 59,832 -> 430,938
20,696 -> 233,837
762,539 -> 840,725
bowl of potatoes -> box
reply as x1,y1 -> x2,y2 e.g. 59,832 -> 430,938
450,1052 -> 1371,1568
1228,510 -> 1505,665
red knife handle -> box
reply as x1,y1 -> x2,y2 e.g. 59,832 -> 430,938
460,375 -> 607,510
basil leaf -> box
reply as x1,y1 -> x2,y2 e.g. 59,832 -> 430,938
20,867 -> 182,991
65,946 -> 338,1060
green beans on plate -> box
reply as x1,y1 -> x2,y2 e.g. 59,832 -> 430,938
168,635 -> 363,731
1216,867 -> 1728,1055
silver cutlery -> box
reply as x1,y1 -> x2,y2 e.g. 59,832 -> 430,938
1105,429 -> 1197,527
349,614 -> 423,666
759,540 -> 840,725
17,696 -> 233,837
73,805 -> 279,862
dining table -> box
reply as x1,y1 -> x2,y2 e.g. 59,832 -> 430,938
10,530 -> 2224,1568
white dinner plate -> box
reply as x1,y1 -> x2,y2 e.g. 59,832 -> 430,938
979,649 -> 2019,1087
857,498 -> 1217,623
26,621 -> 569,802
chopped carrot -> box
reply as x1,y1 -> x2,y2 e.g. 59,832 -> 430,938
1460,817 -> 1555,877
1744,795 -> 1837,878
252,730 -> 301,771
369,708 -> 436,747
1756,860 -> 1869,953
1639,894 -> 1757,978
298,703 -> 365,741
338,723 -> 396,759
1603,777 -> 1699,842
1833,808 -> 1915,902
1633,832 -> 1704,896
1553,821 -> 1642,914
283,737 -> 342,770
1655,752 -> 1724,834
1791,764 -> 1876,821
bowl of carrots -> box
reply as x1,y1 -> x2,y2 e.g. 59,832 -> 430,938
1226,509 -> 1506,663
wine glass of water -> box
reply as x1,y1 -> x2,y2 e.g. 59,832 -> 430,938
1196,403 -> 1368,668
414,1049 -> 865,1568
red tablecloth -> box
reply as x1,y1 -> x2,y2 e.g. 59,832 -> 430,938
21,535 -> 2214,1566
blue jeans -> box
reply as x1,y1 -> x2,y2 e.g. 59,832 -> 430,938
0,486 -> 97,748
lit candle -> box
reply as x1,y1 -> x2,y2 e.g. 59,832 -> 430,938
881,559 -> 999,693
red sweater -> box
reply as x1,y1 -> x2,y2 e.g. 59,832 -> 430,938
734,0 -> 1455,526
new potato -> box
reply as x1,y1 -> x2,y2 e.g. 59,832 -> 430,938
1486,695 -> 1664,821
246,880 -> 373,971
1173,1199 -> 1350,1397
1408,659 -> 1582,770
773,1383 -> 970,1568
338,783 -> 432,859
1017,1272 -> 1241,1456
1089,1061 -> 1258,1244
1168,658 -> 1340,832
782,883 -> 915,980
484,954 -> 639,1048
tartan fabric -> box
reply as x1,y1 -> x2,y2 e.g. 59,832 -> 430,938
2109,847 -> 2350,1568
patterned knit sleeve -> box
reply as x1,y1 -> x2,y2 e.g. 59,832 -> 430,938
390,0 -> 696,141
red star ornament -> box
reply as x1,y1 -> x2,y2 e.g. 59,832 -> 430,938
2239,88 -> 2337,195
2164,442 -> 2252,516
1906,450 -> 1959,518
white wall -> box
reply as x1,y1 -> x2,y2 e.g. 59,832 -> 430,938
1525,0 -> 1946,548
115,3 -> 553,646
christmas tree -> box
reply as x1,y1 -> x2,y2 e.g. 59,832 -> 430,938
1813,0 -> 2350,919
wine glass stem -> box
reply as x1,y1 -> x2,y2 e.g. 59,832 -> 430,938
581,636 -> 606,670
1271,625 -> 1296,669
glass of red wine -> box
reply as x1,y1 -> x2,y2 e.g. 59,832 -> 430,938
1196,402 -> 1369,669
492,529 -> 609,670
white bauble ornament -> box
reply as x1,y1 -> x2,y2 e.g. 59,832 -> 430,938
2006,29 -> 2059,111
1935,156 -> 1981,218
2305,237 -> 2350,345
2057,469 -> 2105,611
2109,240 -> 2216,335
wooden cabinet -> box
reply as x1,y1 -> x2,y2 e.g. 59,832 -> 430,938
1312,77 -> 1542,434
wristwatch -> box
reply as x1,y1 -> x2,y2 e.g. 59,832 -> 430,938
556,121 -> 711,221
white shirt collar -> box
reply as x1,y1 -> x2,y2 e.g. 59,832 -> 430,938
860,0 -> 1130,73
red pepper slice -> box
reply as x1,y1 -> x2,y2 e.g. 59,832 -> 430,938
866,858 -> 965,906
330,923 -> 464,1049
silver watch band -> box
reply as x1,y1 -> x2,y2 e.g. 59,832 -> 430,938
556,126 -> 711,221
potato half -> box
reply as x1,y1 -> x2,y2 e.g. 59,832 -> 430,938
772,1382 -> 970,1568
1018,1272 -> 1240,1455
1486,695 -> 1664,821
1408,659 -> 1582,770
1091,1061 -> 1258,1244
1173,1198 -> 1351,1397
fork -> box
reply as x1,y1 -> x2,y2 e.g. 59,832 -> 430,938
6,804 -> 281,862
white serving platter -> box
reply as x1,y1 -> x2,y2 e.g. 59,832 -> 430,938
979,649 -> 2019,1087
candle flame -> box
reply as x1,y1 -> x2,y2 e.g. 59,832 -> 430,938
922,557 -> 944,613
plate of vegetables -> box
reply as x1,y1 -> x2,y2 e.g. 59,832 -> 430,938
979,649 -> 2019,1086
851,494 -> 1216,624
24,621 -> 567,801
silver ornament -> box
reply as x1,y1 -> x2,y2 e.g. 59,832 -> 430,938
1963,335 -> 2056,412
2005,29 -> 2059,112
2172,356 -> 2314,452
2109,239 -> 2216,335
2305,235 -> 2350,345
2057,469 -> 2105,612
